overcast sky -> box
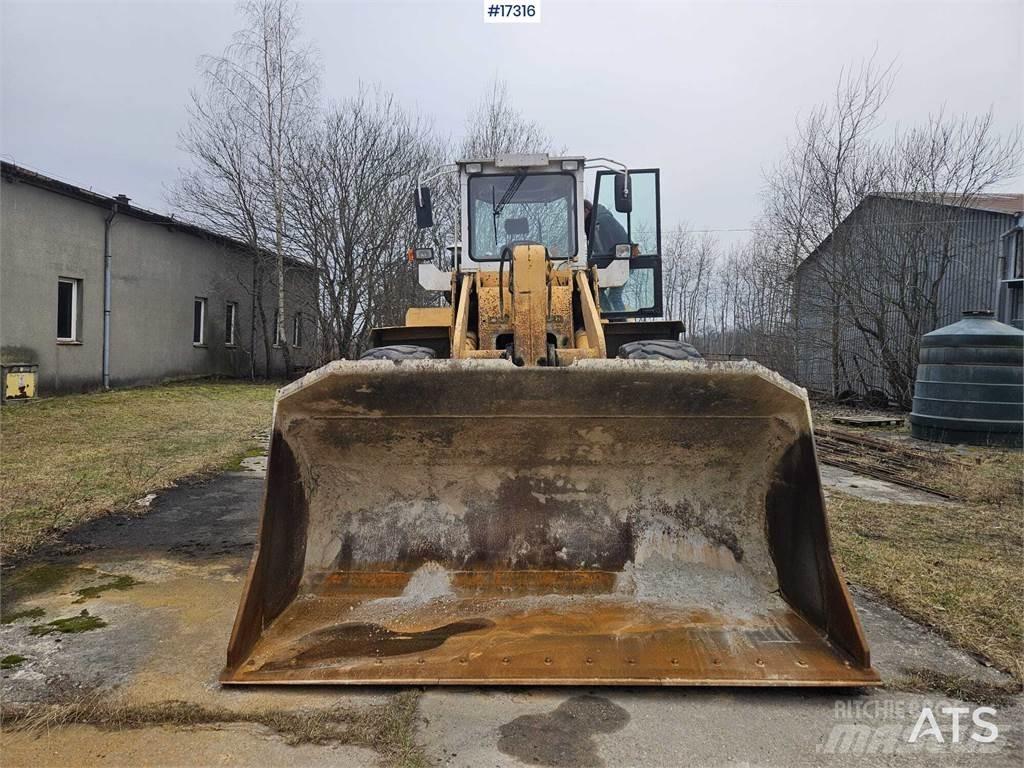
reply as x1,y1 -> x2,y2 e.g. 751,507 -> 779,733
2,0 -> 1021,243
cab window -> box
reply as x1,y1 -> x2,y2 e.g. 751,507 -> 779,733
590,168 -> 663,317
590,170 -> 660,257
468,173 -> 577,261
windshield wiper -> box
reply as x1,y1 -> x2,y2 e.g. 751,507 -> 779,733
491,172 -> 528,244
491,186 -> 498,245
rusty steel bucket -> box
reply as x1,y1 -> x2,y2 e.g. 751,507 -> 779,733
221,359 -> 879,686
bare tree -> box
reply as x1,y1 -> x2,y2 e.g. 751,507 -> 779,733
286,86 -> 437,359
175,44 -> 274,377
760,57 -> 894,391
420,79 -> 558,272
462,78 -> 553,159
663,56 -> 1019,401
827,111 -> 1023,404
767,59 -> 1021,404
661,226 -> 714,340
271,73 -> 562,337
175,0 -> 319,377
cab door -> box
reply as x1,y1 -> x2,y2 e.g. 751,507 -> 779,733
587,169 -> 663,318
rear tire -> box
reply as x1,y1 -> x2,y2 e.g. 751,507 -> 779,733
359,345 -> 436,361
617,339 -> 703,361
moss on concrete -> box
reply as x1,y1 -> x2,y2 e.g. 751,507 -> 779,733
1,607 -> 45,625
29,610 -> 107,636
74,575 -> 140,602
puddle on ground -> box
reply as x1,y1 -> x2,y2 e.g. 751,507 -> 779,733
1,563 -> 93,609
497,694 -> 630,767
260,619 -> 494,670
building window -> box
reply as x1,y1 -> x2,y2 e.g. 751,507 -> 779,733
57,277 -> 81,341
225,302 -> 237,346
193,297 -> 207,345
292,312 -> 303,348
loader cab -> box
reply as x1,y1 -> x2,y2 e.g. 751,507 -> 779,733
412,154 -> 664,319
458,155 -> 588,270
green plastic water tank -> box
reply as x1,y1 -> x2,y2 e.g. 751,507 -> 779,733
910,310 -> 1023,447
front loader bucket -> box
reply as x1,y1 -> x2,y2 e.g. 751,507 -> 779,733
222,360 -> 879,686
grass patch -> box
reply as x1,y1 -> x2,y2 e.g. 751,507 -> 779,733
0,607 -> 45,625
29,610 -> 107,636
828,444 -> 1024,681
74,575 -> 140,602
2,691 -> 427,768
1,654 -> 26,670
887,667 -> 1021,707
350,689 -> 425,767
909,447 -> 1022,508
0,380 -> 277,557
222,446 -> 267,472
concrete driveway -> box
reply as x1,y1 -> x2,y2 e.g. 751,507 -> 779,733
2,459 -> 1020,767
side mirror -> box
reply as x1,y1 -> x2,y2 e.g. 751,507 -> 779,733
414,187 -> 434,228
614,172 -> 632,214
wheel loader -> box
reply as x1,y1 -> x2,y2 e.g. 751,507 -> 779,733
222,154 -> 879,686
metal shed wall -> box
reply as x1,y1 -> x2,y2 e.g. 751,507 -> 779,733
793,196 -> 1017,401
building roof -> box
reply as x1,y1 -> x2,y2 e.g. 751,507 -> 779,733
0,161 -> 313,270
799,191 -> 1023,271
881,192 -> 1024,216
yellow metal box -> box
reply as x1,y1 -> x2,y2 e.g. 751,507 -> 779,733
2,363 -> 38,402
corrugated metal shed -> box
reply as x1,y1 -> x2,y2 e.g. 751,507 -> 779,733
793,193 -> 1022,402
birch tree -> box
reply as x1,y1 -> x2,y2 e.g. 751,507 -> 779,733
176,0 -> 319,377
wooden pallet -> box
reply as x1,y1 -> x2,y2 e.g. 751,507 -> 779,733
831,415 -> 904,427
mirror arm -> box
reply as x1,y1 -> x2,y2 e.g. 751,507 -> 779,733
416,163 -> 459,205
586,159 -> 630,193
585,157 -> 628,173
